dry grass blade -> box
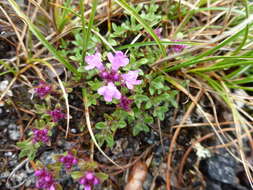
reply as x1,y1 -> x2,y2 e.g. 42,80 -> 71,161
83,92 -> 123,168
166,89 -> 204,190
222,82 -> 253,188
0,5 -> 28,58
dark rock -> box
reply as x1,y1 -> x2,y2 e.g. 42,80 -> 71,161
200,154 -> 237,184
205,179 -> 222,190
221,183 -> 249,190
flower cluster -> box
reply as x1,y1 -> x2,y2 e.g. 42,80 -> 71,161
59,152 -> 78,170
85,51 -> 142,111
32,129 -> 49,144
48,108 -> 65,122
35,81 -> 52,99
79,171 -> 100,190
148,27 -> 186,53
171,40 -> 186,53
35,169 -> 55,190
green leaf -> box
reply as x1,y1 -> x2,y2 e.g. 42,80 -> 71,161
95,122 -> 107,129
78,160 -> 98,171
70,171 -> 84,180
145,101 -> 152,109
105,134 -> 115,148
144,114 -> 154,124
153,105 -> 168,120
134,94 -> 150,108
133,123 -> 149,136
95,133 -> 106,146
96,172 -> 108,182
118,120 -> 127,128
16,140 -> 31,148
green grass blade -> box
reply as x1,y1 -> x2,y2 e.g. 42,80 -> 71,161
117,41 -> 199,50
228,76 -> 253,85
232,0 -> 249,55
165,28 -> 246,72
113,0 -> 166,56
58,0 -> 73,32
80,0 -> 98,66
7,0 -> 79,77
223,65 -> 252,79
188,60 -> 253,73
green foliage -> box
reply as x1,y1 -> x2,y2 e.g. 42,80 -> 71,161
95,118 -> 127,148
109,2 -> 162,39
17,140 -> 39,160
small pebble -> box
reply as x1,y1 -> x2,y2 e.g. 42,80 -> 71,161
0,171 -> 10,179
25,176 -> 35,187
4,152 -> 12,157
8,123 -> 17,130
14,171 -> 27,183
8,123 -> 21,141
9,160 -> 18,167
71,128 -> 77,134
0,119 -> 9,127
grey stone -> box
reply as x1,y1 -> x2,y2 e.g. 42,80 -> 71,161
8,123 -> 21,141
8,130 -> 20,141
202,154 -> 237,184
14,171 -> 27,183
8,123 -> 17,130
0,119 -> 9,127
9,160 -> 18,167
0,171 -> 10,179
25,175 -> 35,187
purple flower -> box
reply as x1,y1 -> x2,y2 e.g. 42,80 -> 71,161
85,52 -> 104,71
32,129 -> 49,144
35,169 -> 55,190
99,70 -> 120,82
147,28 -> 162,40
48,109 -> 65,122
79,171 -> 100,190
121,70 -> 142,90
119,96 -> 133,111
154,28 -> 162,39
107,51 -> 129,71
97,82 -> 121,102
59,152 -> 78,170
35,81 -> 52,98
171,40 -> 186,53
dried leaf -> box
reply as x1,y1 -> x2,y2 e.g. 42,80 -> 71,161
124,161 -> 148,190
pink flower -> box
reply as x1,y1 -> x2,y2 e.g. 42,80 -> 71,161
171,40 -> 186,53
85,52 -> 104,71
121,70 -> 142,90
154,28 -> 162,39
107,51 -> 129,71
79,171 -> 100,190
147,28 -> 162,40
35,169 -> 55,190
119,96 -> 133,111
48,109 -> 65,122
35,81 -> 52,99
97,82 -> 121,102
99,70 -> 121,82
59,152 -> 78,170
32,129 -> 49,144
